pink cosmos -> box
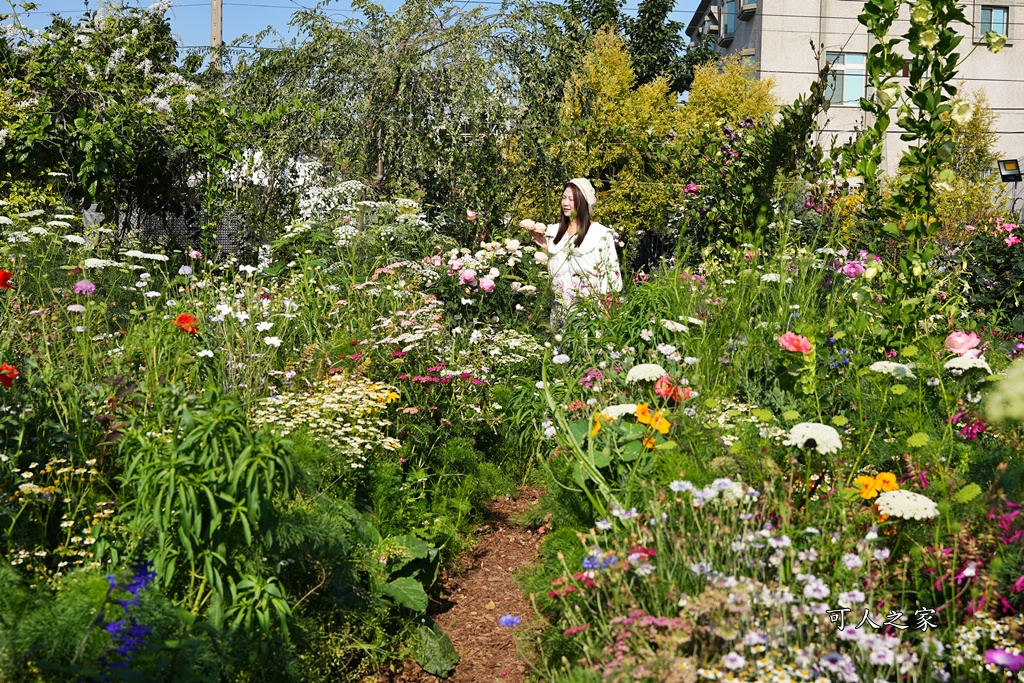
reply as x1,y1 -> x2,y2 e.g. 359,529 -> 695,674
459,269 -> 477,285
479,277 -> 495,293
779,332 -> 813,355
944,331 -> 981,357
985,649 -> 1024,671
1006,234 -> 1021,247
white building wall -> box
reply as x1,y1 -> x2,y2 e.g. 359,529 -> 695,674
690,0 -> 1024,174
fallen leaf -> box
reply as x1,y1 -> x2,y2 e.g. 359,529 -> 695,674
485,600 -> 495,610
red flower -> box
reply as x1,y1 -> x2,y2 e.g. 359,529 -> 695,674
0,363 -> 18,388
0,270 -> 12,290
174,313 -> 199,336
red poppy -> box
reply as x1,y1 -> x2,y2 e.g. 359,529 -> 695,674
0,270 -> 12,290
174,313 -> 199,336
0,363 -> 18,388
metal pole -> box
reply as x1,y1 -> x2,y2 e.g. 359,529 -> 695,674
211,0 -> 223,72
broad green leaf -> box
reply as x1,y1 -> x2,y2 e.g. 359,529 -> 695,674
593,446 -> 612,468
831,415 -> 849,427
619,440 -> 644,462
568,419 -> 589,445
891,384 -> 908,395
902,345 -> 918,358
954,483 -> 982,504
782,410 -> 801,421
391,535 -> 431,560
751,408 -> 774,422
412,620 -> 459,677
906,432 -> 930,448
382,577 -> 429,612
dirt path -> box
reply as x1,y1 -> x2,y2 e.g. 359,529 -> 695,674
387,487 -> 545,682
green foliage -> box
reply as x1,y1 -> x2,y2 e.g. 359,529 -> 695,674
116,387 -> 295,624
680,56 -> 777,129
622,0 -> 688,93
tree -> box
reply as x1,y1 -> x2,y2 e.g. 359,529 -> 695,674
566,0 -> 624,34
622,0 -> 687,92
0,5 -> 232,240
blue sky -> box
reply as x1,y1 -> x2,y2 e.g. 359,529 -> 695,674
13,0 -> 701,51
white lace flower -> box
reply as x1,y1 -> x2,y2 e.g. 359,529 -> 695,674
874,490 -> 939,520
869,361 -> 917,378
661,319 -> 688,333
83,258 -> 121,269
625,363 -> 667,383
944,356 -> 992,374
783,422 -> 843,454
63,234 -> 87,245
601,403 -> 638,420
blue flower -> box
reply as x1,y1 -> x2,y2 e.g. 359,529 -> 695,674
582,556 -> 600,570
498,614 -> 521,627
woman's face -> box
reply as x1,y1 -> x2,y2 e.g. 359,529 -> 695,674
561,188 -> 576,217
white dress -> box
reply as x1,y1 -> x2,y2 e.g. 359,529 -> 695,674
543,221 -> 623,313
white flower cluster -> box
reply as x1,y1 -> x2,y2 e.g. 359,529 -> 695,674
783,422 -> 843,454
624,363 -> 667,383
874,489 -> 939,520
869,361 -> 917,378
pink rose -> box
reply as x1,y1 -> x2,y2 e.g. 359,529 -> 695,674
1006,234 -> 1021,247
779,332 -> 813,355
479,277 -> 495,293
944,331 -> 981,357
459,269 -> 477,285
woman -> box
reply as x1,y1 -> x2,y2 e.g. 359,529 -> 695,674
520,178 -> 623,327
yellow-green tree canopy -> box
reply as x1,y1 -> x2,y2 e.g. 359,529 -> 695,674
681,56 -> 777,129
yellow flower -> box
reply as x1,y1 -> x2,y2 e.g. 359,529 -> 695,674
874,472 -> 899,492
591,412 -> 605,437
855,475 -> 880,499
635,402 -> 653,426
651,412 -> 671,435
919,29 -> 940,49
385,391 -> 400,404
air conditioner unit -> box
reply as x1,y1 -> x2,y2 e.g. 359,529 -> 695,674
739,0 -> 756,17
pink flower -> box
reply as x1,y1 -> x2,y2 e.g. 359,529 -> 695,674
459,269 -> 477,285
188,249 -> 203,259
841,261 -> 865,278
683,183 -> 699,195
479,277 -> 495,293
779,332 -> 813,355
985,649 -> 1024,671
73,279 -> 96,295
965,224 -> 976,232
1006,234 -> 1021,247
944,331 -> 981,357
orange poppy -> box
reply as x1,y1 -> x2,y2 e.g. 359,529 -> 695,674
174,313 -> 199,336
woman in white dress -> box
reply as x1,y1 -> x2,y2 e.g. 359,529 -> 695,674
519,178 -> 623,328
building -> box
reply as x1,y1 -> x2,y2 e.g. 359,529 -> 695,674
685,0 -> 1024,174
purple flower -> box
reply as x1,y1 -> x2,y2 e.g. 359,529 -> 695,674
73,279 -> 96,295
498,614 -> 521,627
985,649 -> 1024,671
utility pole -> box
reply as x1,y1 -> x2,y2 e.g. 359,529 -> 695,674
211,0 -> 223,72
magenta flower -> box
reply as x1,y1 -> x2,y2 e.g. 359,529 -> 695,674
985,649 -> 1024,671
73,279 -> 96,296
1006,234 -> 1021,247
683,183 -> 699,195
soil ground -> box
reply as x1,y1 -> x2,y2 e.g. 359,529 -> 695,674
380,487 -> 546,682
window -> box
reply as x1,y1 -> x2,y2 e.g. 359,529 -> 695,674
980,6 -> 1008,35
825,52 -> 867,105
739,0 -> 757,17
721,0 -> 736,38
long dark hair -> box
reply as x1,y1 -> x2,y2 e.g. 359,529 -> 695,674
553,182 -> 591,248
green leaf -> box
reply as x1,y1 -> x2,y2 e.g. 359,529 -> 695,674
954,483 -> 982,504
391,535 -> 431,560
891,384 -> 908,395
831,415 -> 849,427
782,410 -> 801,421
619,440 -> 643,462
411,620 -> 459,677
751,408 -> 774,422
593,445 -> 612,468
382,577 -> 429,612
902,345 -> 918,358
568,419 -> 588,445
906,432 -> 930,448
